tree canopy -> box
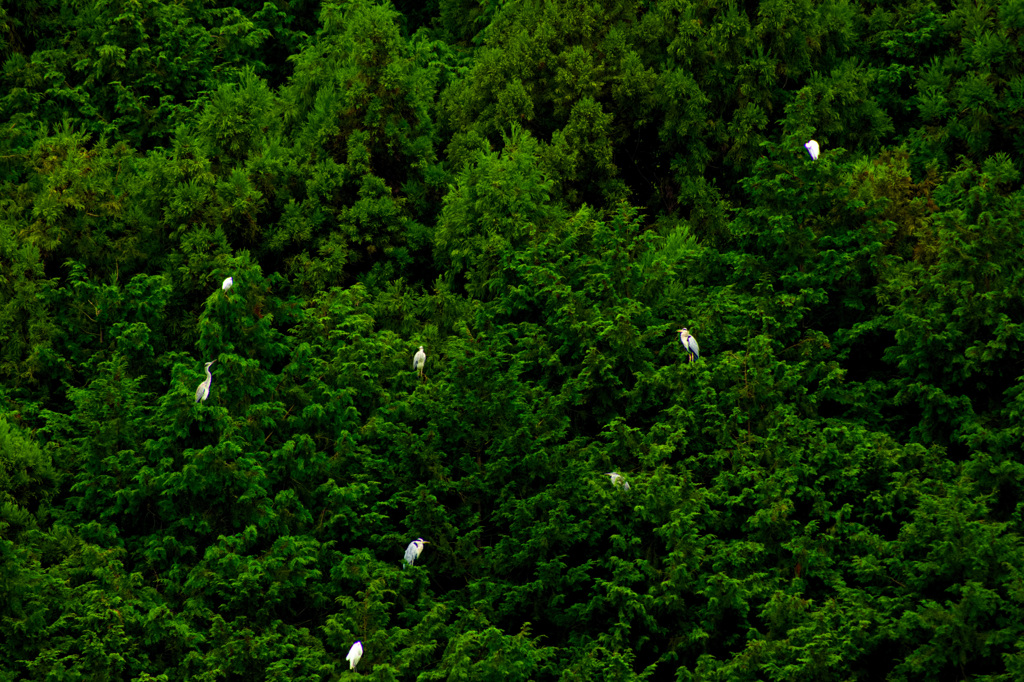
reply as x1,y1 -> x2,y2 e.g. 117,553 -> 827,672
4,0 -> 1024,679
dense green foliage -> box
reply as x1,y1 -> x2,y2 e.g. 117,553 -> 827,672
3,0 -> 1024,678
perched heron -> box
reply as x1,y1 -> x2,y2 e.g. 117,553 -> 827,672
346,641 -> 363,670
413,346 -> 426,379
607,472 -> 630,492
194,361 -> 215,402
222,276 -> 234,292
404,538 -> 429,567
677,328 -> 699,363
804,139 -> 820,161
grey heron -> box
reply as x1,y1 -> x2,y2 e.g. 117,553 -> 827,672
346,641 -> 363,670
413,346 -> 426,379
677,328 -> 699,363
194,361 -> 215,402
607,472 -> 630,492
804,139 -> 819,161
404,538 -> 429,567
222,276 -> 233,292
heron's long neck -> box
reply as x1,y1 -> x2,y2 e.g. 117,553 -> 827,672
206,367 -> 213,382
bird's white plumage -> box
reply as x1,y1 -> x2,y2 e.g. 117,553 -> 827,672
607,472 -> 630,492
804,139 -> 820,161
404,538 -> 428,567
684,334 -> 699,357
194,361 -> 215,402
222,277 -> 234,291
413,346 -> 426,377
677,328 -> 699,362
346,641 -> 363,670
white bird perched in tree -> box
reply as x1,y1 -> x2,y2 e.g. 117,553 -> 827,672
222,276 -> 233,292
404,538 -> 429,567
194,361 -> 215,402
346,641 -> 363,670
607,472 -> 630,492
677,328 -> 699,363
413,346 -> 426,379
804,139 -> 820,161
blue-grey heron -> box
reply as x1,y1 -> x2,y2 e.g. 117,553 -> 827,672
678,328 -> 699,363
607,472 -> 631,492
805,140 -> 820,161
222,276 -> 233,292
346,641 -> 363,670
404,538 -> 429,567
194,361 -> 215,402
413,346 -> 426,379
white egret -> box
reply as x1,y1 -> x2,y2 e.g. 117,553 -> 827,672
194,361 -> 215,402
222,276 -> 234,292
607,472 -> 630,492
804,139 -> 820,161
413,346 -> 426,379
404,538 -> 429,567
677,328 -> 699,363
346,640 -> 363,670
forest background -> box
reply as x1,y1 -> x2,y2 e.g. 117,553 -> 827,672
3,0 -> 1024,679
